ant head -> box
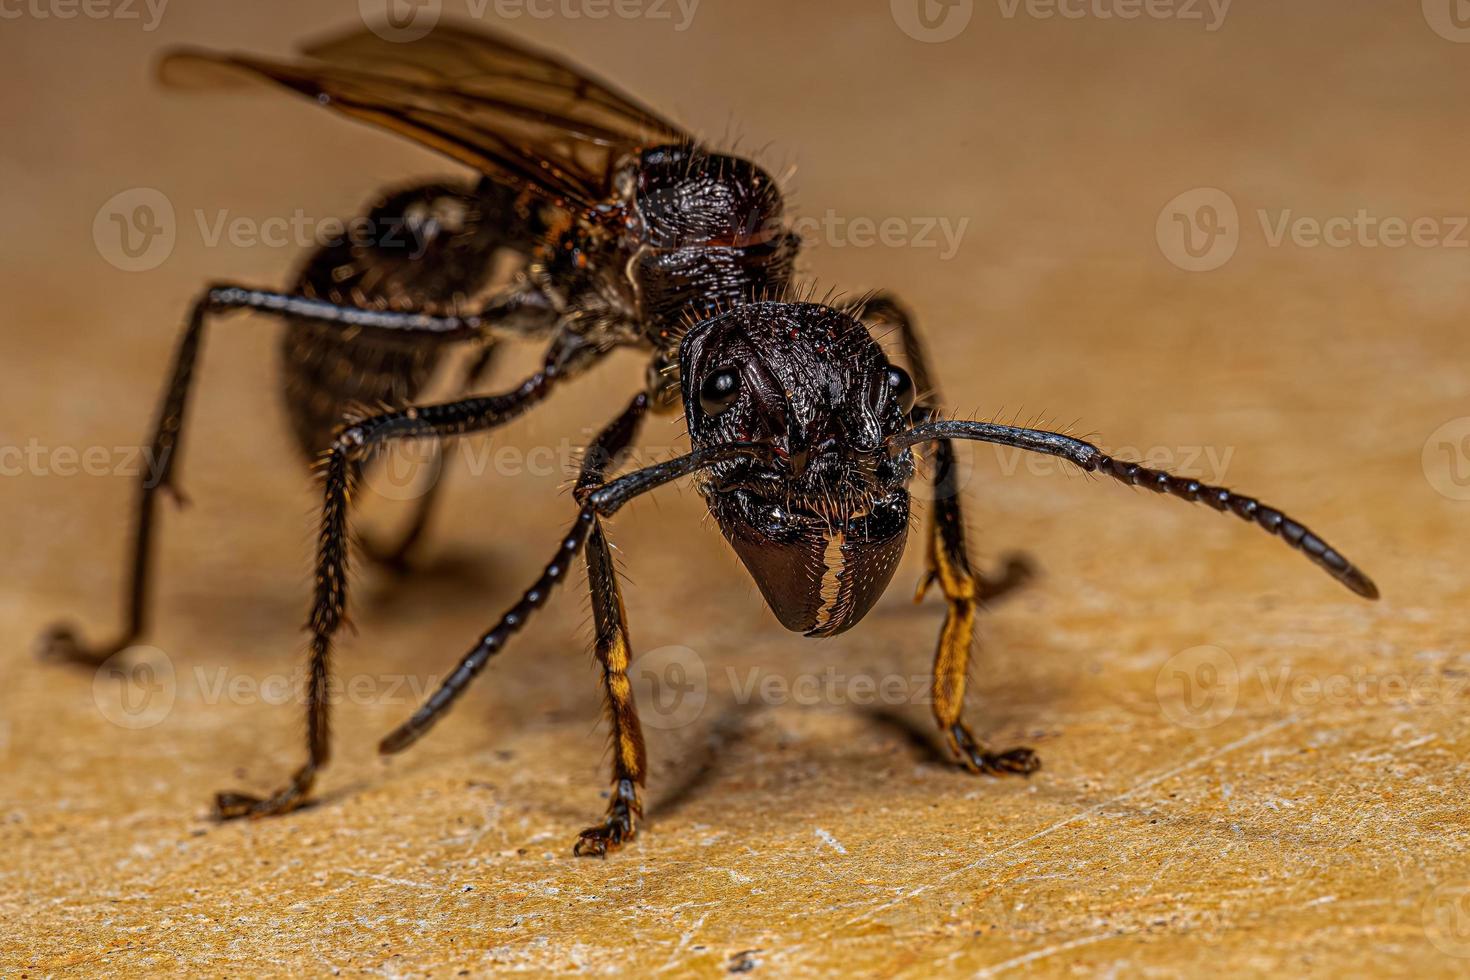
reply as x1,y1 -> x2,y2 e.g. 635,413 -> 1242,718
678,301 -> 918,636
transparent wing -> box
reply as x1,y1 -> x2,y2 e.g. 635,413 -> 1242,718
159,21 -> 690,219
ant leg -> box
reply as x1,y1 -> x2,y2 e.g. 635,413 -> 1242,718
373,392 -> 653,854
571,516 -> 648,857
920,436 -> 1041,777
568,397 -> 651,857
378,424 -> 767,852
863,293 -> 1035,602
375,393 -> 651,757
357,342 -> 502,571
862,293 -> 1039,776
38,283 -> 497,669
213,352 -> 586,820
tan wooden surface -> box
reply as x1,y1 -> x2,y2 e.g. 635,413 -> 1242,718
3,1 -> 1469,975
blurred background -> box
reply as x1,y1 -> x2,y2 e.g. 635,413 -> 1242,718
3,1 -> 1469,975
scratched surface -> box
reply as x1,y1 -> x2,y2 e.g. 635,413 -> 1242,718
3,1 -> 1469,976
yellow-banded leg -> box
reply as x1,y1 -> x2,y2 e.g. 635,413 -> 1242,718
573,516 -> 648,857
570,392 -> 651,856
863,293 -> 1039,776
917,439 -> 1039,775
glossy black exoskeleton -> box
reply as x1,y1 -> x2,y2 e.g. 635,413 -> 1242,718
42,22 -> 1378,857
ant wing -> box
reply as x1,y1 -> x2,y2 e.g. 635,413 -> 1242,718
159,21 -> 691,223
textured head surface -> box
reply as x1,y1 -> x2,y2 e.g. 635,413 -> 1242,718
679,302 -> 916,635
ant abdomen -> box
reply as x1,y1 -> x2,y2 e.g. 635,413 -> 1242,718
276,180 -> 513,461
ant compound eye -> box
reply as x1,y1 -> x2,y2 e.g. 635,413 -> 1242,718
699,368 -> 742,417
885,366 -> 915,414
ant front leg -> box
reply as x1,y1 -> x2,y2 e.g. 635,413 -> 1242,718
38,284 -> 496,668
919,438 -> 1040,777
570,401 -> 651,857
214,350 -> 586,820
862,293 -> 1039,776
376,405 -> 766,855
383,393 -> 655,853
